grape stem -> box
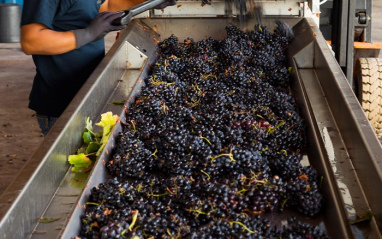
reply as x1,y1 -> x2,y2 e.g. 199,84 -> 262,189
148,192 -> 169,197
167,229 -> 173,238
160,101 -> 169,113
151,148 -> 158,158
130,120 -> 137,132
250,179 -> 265,184
260,148 -> 268,154
277,149 -> 288,156
128,210 -> 139,231
236,188 -> 248,195
201,74 -> 217,80
188,99 -> 200,108
229,111 -> 249,114
200,136 -> 212,145
188,208 -> 209,217
119,188 -> 126,195
256,114 -> 265,120
268,121 -> 285,134
200,170 -> 211,180
151,75 -> 175,86
228,221 -> 257,233
120,228 -> 127,237
166,187 -> 176,195
210,150 -> 236,163
286,123 -> 295,132
282,199 -> 288,208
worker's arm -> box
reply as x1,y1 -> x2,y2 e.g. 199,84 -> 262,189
100,0 -> 146,12
21,12 -> 124,56
21,23 -> 76,55
100,0 -> 176,12
21,0 -> 176,55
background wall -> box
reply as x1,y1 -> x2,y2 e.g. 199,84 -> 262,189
0,0 -> 22,8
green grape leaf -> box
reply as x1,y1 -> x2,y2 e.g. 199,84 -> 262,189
39,217 -> 60,223
82,131 -> 93,144
68,153 -> 93,173
76,147 -> 86,155
288,66 -> 293,74
85,117 -> 103,138
96,112 -> 118,135
86,142 -> 101,154
109,100 -> 126,105
85,117 -> 95,135
95,112 -> 118,156
350,211 -> 373,224
68,112 -> 118,173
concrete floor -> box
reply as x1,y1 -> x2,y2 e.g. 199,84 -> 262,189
0,3 -> 381,196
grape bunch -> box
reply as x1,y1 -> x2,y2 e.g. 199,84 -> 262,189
78,24 -> 329,239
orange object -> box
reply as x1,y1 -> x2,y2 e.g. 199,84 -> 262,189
326,40 -> 382,49
354,42 -> 382,49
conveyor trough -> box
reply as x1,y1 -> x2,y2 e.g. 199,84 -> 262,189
0,13 -> 381,239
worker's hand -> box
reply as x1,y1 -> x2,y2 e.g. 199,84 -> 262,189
72,11 -> 125,49
154,0 -> 177,9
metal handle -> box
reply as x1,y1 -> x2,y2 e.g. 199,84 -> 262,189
112,0 -> 168,26
129,0 -> 168,16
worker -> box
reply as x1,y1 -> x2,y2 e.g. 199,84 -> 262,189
20,0 -> 175,136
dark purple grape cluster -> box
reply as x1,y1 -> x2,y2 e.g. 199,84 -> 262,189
99,221 -> 130,239
78,24 -> 329,239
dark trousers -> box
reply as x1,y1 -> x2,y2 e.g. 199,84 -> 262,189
36,114 -> 58,136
